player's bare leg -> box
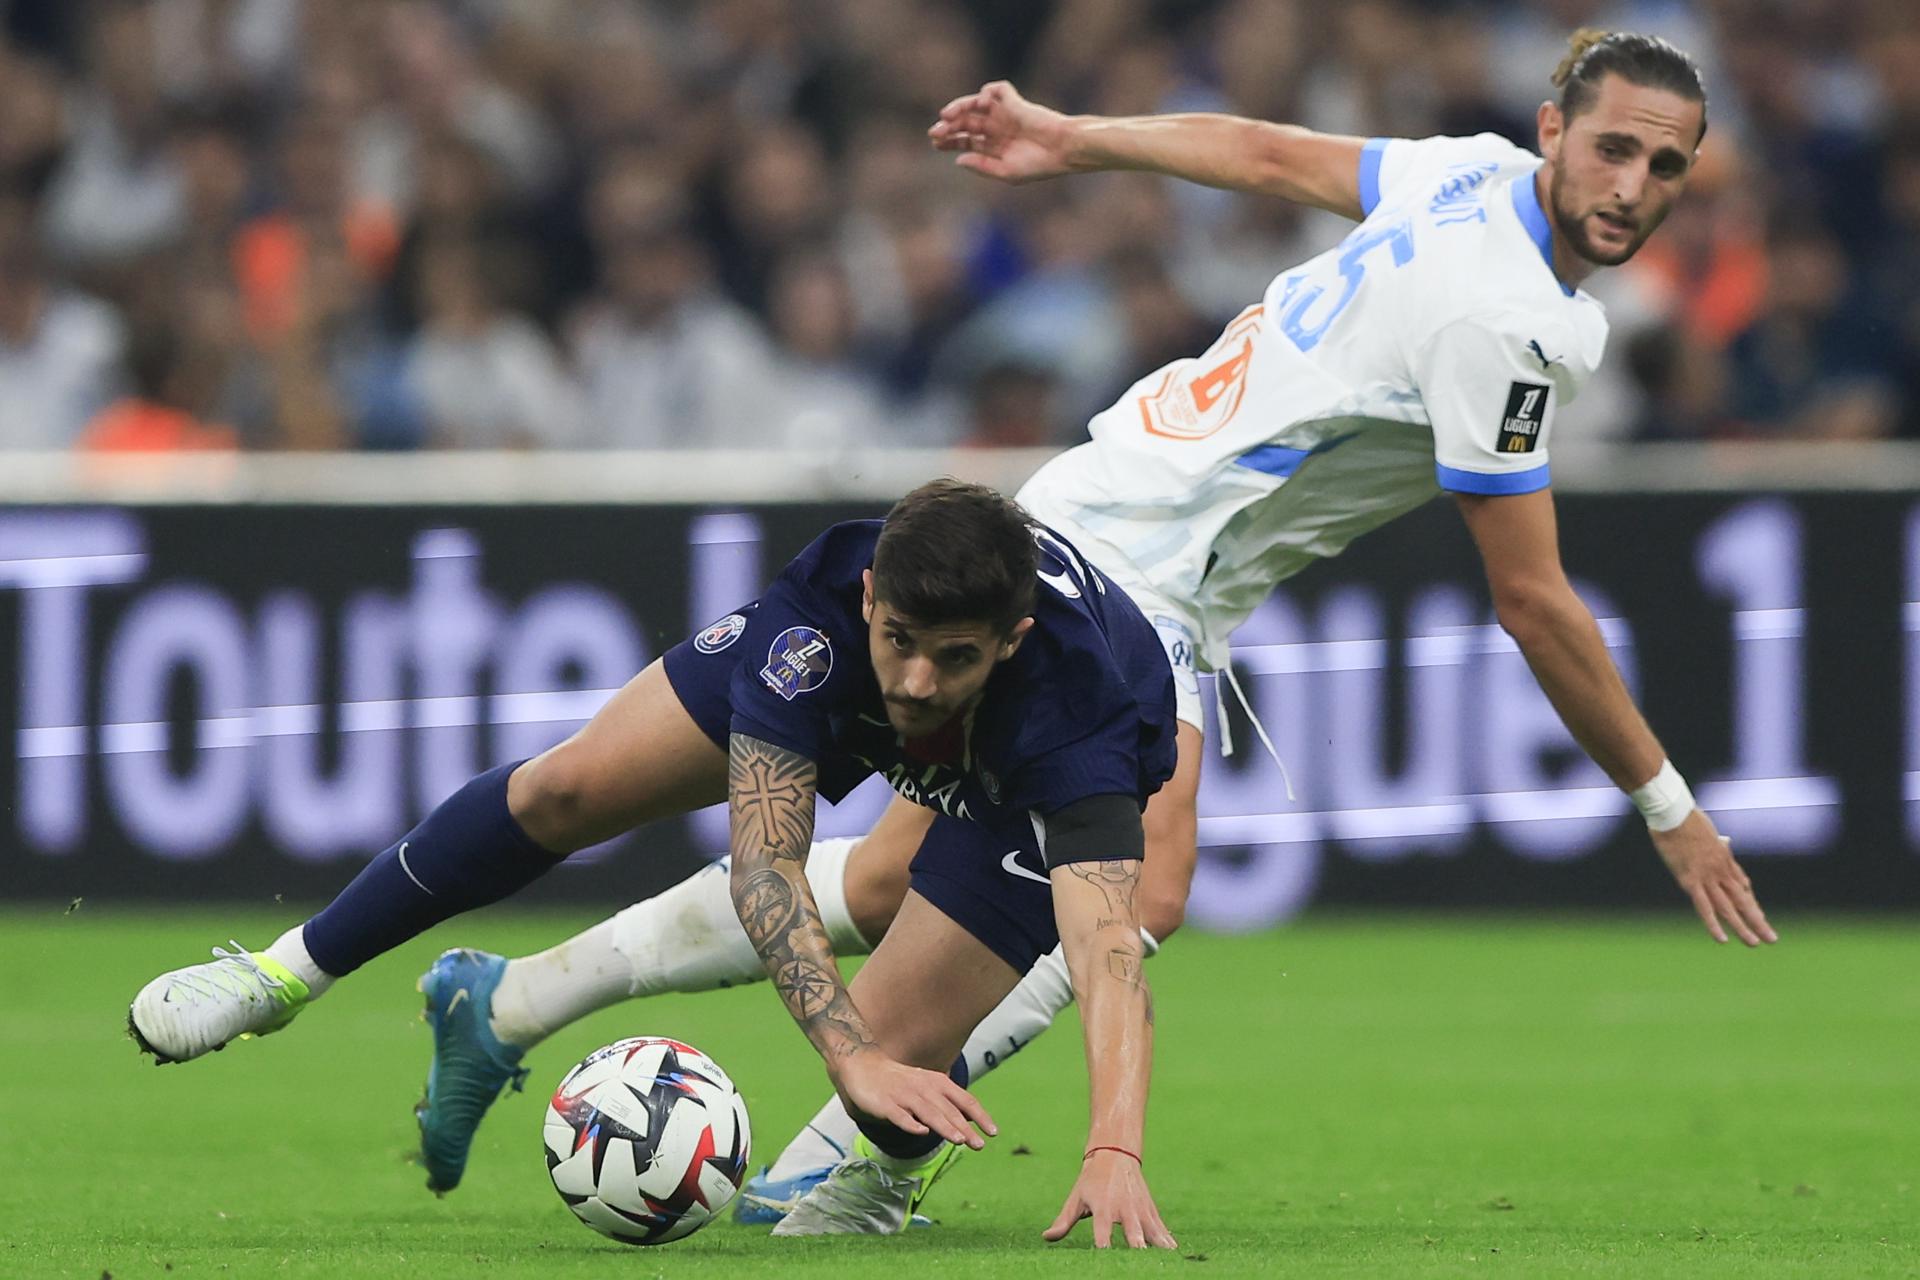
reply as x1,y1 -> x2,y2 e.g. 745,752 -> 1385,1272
772,891 -> 1024,1237
128,660 -> 726,1071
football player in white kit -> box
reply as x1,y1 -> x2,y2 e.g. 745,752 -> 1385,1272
138,29 -> 1776,1245
721,26 -> 1773,1233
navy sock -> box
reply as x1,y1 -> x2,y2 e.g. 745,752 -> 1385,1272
855,1054 -> 971,1162
302,761 -> 559,977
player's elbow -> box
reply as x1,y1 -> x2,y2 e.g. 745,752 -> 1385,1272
1490,576 -> 1576,650
1250,122 -> 1321,200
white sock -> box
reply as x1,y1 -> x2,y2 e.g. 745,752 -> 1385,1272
759,928 -> 1161,1178
264,925 -> 336,998
758,951 -> 1073,1179
959,942 -> 1073,1079
766,1095 -> 859,1180
488,838 -> 874,1050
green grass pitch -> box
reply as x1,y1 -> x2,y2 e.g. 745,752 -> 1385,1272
3,907 -> 1916,1278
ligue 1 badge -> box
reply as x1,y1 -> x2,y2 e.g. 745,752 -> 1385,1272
694,613 -> 748,654
760,626 -> 834,700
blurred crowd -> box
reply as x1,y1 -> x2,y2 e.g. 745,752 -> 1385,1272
0,0 -> 1916,454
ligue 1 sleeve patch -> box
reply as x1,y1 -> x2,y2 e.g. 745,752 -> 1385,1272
761,626 -> 833,700
1498,381 -> 1550,453
693,613 -> 747,654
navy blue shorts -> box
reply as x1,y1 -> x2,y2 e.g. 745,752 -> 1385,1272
662,604 -> 759,749
909,815 -> 1057,975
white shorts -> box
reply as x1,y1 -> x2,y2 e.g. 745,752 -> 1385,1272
1020,482 -> 1205,730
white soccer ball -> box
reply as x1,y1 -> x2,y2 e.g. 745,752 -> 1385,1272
542,1036 -> 752,1245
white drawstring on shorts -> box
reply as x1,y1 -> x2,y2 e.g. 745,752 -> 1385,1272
1212,652 -> 1295,802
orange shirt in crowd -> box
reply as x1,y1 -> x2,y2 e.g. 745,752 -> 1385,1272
81,399 -> 238,451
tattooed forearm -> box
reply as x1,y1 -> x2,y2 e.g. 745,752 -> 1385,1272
1066,860 -> 1139,920
728,734 -> 876,1065
734,868 -> 798,951
729,734 -> 817,857
1052,854 -> 1155,1150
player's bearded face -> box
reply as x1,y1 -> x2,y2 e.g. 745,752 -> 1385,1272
862,595 -> 1030,737
1545,78 -> 1702,268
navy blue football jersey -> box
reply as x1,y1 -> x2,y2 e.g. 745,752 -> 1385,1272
712,520 -> 1177,858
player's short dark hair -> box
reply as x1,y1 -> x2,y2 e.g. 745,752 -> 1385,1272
873,479 -> 1037,636
1553,28 -> 1708,142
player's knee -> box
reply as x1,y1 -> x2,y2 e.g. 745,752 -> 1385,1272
507,747 -> 602,854
842,837 -> 911,941
1140,804 -> 1196,941
1138,878 -> 1187,941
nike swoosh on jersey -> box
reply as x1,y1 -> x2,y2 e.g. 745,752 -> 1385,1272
1001,850 -> 1052,885
1037,567 -> 1081,599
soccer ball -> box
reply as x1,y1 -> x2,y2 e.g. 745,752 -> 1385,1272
542,1036 -> 752,1245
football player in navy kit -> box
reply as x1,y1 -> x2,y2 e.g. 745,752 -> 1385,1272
130,479 -> 1181,1250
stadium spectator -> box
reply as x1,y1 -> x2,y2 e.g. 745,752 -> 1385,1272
567,148 -> 777,449
79,309 -> 238,453
39,1 -> 186,270
403,233 -> 580,449
963,359 -> 1062,449
0,0 -> 1910,451
0,194 -> 126,448
1725,211 -> 1898,439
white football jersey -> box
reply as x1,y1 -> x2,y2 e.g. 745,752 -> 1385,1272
1019,133 -> 1610,669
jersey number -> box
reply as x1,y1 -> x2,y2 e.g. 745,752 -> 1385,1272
1135,306 -> 1264,441
1276,219 -> 1415,354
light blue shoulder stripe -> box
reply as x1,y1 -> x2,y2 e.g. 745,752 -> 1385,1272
1435,462 -> 1551,495
1357,138 -> 1392,216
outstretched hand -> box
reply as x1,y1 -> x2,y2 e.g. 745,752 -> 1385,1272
1044,1150 -> 1177,1250
834,1052 -> 997,1151
928,80 -> 1076,184
1652,809 -> 1778,946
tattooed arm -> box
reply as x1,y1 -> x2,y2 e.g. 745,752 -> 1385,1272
727,733 -> 992,1147
726,732 -> 874,1062
1044,852 -> 1176,1250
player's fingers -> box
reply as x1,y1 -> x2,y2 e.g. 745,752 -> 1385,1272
1708,881 -> 1761,947
1689,884 -> 1728,943
1092,1205 -> 1115,1250
1146,1207 -> 1178,1250
945,1081 -> 998,1136
1043,1193 -> 1087,1241
1716,839 -> 1776,942
1122,1205 -> 1147,1249
1736,888 -> 1779,944
887,1106 -> 930,1136
916,1090 -> 979,1148
938,92 -> 985,121
923,1083 -> 986,1148
955,153 -> 1006,179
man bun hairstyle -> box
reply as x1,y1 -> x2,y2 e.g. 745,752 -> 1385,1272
1552,28 -> 1708,141
873,478 -> 1037,636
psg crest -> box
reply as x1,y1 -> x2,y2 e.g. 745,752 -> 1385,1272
760,626 -> 833,700
693,613 -> 748,654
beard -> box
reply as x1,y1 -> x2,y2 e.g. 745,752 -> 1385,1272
1547,165 -> 1655,267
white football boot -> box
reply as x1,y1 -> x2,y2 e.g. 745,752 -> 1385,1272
768,1139 -> 960,1236
128,942 -> 312,1063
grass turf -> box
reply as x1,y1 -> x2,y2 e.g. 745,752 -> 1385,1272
2,907 -> 1915,1278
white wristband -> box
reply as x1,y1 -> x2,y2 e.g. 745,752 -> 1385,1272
1629,759 -> 1696,832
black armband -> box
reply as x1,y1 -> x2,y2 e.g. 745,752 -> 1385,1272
1032,793 -> 1145,870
